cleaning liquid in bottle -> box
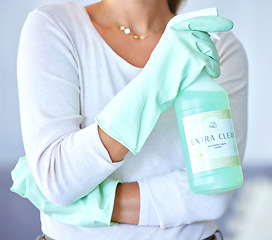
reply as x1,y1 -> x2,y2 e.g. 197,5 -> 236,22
174,70 -> 243,194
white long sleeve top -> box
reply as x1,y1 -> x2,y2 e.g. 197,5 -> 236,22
17,2 -> 248,240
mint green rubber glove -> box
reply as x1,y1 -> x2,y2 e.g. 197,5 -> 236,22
96,15 -> 233,154
10,156 -> 121,227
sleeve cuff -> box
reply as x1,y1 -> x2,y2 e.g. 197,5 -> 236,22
137,178 -> 160,226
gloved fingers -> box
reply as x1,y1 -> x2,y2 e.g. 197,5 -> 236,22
196,40 -> 220,63
204,59 -> 221,78
192,31 -> 212,42
171,16 -> 233,33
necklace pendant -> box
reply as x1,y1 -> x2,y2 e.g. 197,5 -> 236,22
120,25 -> 131,35
124,28 -> 131,34
119,25 -> 150,40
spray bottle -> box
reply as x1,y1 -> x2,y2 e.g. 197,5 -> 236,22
174,9 -> 243,194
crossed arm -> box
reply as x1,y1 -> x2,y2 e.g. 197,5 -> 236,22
98,127 -> 140,225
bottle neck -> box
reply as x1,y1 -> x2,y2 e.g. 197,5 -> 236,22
174,71 -> 229,117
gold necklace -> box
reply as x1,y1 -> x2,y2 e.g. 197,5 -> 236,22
118,25 -> 164,40
99,2 -> 171,40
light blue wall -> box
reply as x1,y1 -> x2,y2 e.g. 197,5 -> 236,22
0,0 -> 37,166
1,0 -> 271,166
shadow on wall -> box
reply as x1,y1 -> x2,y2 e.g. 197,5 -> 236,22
0,165 -> 41,239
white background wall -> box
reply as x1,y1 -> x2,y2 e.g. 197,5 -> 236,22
0,0 -> 271,167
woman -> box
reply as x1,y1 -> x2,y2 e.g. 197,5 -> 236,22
16,0 -> 248,239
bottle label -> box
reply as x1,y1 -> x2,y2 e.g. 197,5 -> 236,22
182,109 -> 240,174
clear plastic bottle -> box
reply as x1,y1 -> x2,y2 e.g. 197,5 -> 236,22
174,70 -> 243,194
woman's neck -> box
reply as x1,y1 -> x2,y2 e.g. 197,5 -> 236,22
100,0 -> 174,36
